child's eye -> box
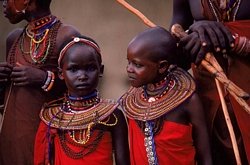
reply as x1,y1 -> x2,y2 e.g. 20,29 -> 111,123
134,62 -> 142,68
87,65 -> 97,72
68,66 -> 78,72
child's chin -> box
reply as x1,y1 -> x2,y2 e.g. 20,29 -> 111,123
130,82 -> 141,88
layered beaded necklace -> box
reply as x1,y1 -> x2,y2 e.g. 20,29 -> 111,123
120,66 -> 196,165
208,0 -> 241,21
40,91 -> 118,159
19,15 -> 59,64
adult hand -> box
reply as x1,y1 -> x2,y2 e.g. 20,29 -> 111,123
180,31 -> 210,65
0,62 -> 13,82
10,63 -> 46,86
189,20 -> 234,53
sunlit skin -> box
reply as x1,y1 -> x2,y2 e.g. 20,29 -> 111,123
59,44 -> 103,97
126,30 -> 171,88
125,27 -> 213,165
55,41 -> 130,165
126,50 -> 161,88
2,0 -> 27,24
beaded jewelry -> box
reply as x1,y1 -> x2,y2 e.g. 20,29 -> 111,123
59,129 -> 104,159
120,67 -> 196,121
19,15 -> 59,64
40,95 -> 119,130
144,121 -> 158,165
121,67 -> 196,165
208,0 -> 241,21
41,71 -> 55,92
12,0 -> 27,14
42,92 -> 119,159
58,37 -> 101,68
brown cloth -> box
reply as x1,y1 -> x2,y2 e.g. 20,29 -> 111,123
0,21 -> 66,165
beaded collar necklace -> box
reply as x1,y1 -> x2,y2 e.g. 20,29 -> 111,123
42,92 -> 118,159
40,96 -> 119,130
63,91 -> 100,112
208,0 -> 241,21
120,66 -> 196,121
143,74 -> 173,103
121,67 -> 195,165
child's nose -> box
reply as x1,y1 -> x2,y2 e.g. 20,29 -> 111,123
126,63 -> 134,73
78,71 -> 88,81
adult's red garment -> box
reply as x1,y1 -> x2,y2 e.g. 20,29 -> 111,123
192,20 -> 250,163
34,122 -> 113,165
128,119 -> 195,165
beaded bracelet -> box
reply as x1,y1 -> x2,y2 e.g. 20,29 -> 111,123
233,34 -> 250,57
41,71 -> 55,92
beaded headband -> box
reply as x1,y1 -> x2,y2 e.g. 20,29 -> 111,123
58,37 -> 101,68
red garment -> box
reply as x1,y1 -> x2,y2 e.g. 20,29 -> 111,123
34,122 -> 113,165
128,119 -> 195,165
225,20 -> 250,163
193,20 -> 250,163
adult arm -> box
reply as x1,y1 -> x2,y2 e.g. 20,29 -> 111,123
111,109 -> 130,165
187,93 -> 213,165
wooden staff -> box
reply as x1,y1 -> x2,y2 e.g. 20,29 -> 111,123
115,0 -> 245,164
171,24 -> 250,114
171,24 -> 243,165
0,83 -> 13,132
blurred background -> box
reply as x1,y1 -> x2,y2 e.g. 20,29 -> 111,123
0,0 -> 173,100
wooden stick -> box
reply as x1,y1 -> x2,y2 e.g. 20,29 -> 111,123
0,83 -> 13,132
116,0 -> 156,27
171,24 -> 249,99
171,24 -> 244,164
215,79 -> 242,165
115,2 -> 245,163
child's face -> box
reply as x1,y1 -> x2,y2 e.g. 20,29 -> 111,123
127,48 -> 159,88
60,44 -> 103,97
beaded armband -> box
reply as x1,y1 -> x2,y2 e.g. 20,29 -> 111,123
233,34 -> 250,57
41,70 -> 55,92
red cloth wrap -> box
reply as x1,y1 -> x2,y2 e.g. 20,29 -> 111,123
34,122 -> 113,165
224,20 -> 250,163
193,20 -> 250,163
128,119 -> 195,165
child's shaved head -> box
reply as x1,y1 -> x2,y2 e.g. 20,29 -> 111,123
128,26 -> 178,65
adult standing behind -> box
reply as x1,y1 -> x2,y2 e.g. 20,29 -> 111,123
170,0 -> 250,164
0,0 -> 80,164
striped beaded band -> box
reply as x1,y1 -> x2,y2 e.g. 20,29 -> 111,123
40,98 -> 118,130
120,67 -> 196,121
58,37 -> 101,68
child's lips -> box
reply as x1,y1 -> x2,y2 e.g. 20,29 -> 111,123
128,76 -> 136,81
76,83 -> 89,89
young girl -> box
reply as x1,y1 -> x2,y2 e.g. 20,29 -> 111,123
34,36 -> 130,165
120,27 -> 212,165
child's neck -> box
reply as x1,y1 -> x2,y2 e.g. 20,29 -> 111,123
64,90 -> 100,112
143,75 -> 172,102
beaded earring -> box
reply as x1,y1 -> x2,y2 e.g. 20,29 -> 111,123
13,0 -> 29,14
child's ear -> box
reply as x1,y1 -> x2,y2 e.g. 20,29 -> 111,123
58,68 -> 64,80
158,60 -> 169,74
99,65 -> 104,77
